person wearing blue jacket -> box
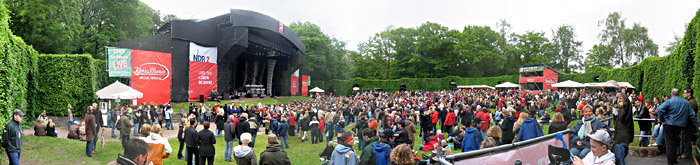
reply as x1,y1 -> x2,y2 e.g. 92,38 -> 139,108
658,88 -> 699,165
330,132 -> 358,165
461,117 -> 484,152
569,105 -> 609,158
374,129 -> 395,165
276,118 -> 290,149
517,118 -> 544,142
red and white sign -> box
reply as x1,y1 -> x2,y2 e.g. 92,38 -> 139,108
130,49 -> 171,104
279,22 -> 284,33
291,69 -> 299,96
301,75 -> 309,96
188,42 -> 218,101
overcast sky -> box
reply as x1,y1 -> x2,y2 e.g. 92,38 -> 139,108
141,0 -> 699,56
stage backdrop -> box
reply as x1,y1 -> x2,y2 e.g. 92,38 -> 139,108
130,49 -> 171,104
291,69 -> 299,96
301,75 -> 308,96
188,42 -> 218,101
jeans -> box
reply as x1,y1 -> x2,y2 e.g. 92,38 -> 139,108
165,119 -> 173,130
280,134 -> 289,149
251,133 -> 257,148
570,147 -> 590,158
93,131 -> 100,150
224,141 -> 234,161
121,135 -> 130,149
110,121 -> 116,138
653,124 -> 664,145
481,131 -> 487,140
664,125 -> 682,164
86,141 -> 94,156
613,143 -> 629,165
639,131 -> 650,147
6,152 -> 20,165
200,114 -> 206,124
325,123 -> 335,145
682,132 -> 692,157
445,125 -> 453,134
216,129 -> 222,137
133,123 -> 141,136
178,141 -> 185,159
358,136 -> 365,150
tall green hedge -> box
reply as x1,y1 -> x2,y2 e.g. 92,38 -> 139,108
318,75 -> 518,96
34,55 -> 100,117
640,57 -> 669,99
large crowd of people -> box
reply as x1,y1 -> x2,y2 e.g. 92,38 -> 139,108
3,86 -> 699,165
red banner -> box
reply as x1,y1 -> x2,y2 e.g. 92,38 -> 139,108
188,42 -> 218,101
130,49 -> 171,104
454,133 -> 570,165
291,69 -> 299,96
301,75 -> 308,96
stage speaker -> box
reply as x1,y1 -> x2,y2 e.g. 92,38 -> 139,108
199,95 -> 204,103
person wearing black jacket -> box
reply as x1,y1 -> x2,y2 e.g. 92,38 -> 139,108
236,114 -> 250,145
420,110 -> 432,144
184,119 -> 200,165
637,99 -> 652,148
92,104 -> 103,152
355,115 -> 369,150
614,92 -> 634,165
177,118 -> 186,159
460,107 -> 473,128
199,122 -> 216,165
394,120 -> 409,146
500,109 -> 516,144
215,112 -> 226,137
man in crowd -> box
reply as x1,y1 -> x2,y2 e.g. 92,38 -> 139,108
3,109 -> 24,165
613,92 -> 634,165
680,88 -> 698,159
119,110 -> 132,148
108,139 -> 149,165
658,88 -> 699,165
184,119 -> 200,165
359,128 -> 379,165
259,134 -> 291,165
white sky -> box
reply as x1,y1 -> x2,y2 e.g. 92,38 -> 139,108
141,0 -> 700,56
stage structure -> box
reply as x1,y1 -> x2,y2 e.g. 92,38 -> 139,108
117,9 -> 307,103
518,64 -> 559,94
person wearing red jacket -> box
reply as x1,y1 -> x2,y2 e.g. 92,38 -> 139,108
288,113 -> 296,136
431,110 -> 439,133
478,107 -> 490,139
444,109 -> 456,134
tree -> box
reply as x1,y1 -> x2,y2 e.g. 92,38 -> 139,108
665,34 -> 682,55
512,31 -> 551,66
595,12 -> 658,67
288,21 -> 352,82
550,24 -> 583,73
584,44 -> 614,71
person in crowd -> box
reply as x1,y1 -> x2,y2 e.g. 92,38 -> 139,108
511,112 -> 528,143
658,88 -> 699,165
177,117 -> 187,160
67,104 -> 74,128
234,132 -> 257,165
390,144 -> 415,165
45,119 -> 57,137
335,116 -> 346,139
680,88 -> 697,159
478,107 -> 490,139
500,107 -> 516,144
184,118 -> 199,165
92,104 -> 104,152
107,139 -> 149,165
480,137 -> 498,149
119,110 -> 132,148
143,124 -> 172,165
38,110 -> 48,123
215,110 -> 226,137
613,92 -> 634,165
636,99 -> 652,149
224,115 -> 236,162
276,118 -> 290,149
330,132 -> 358,165
461,117 -> 484,152
139,124 -> 151,138
394,120 -> 409,146
3,109 -> 24,165
85,107 -> 96,157
374,129 -> 396,165
34,119 -> 46,136
356,115 -> 369,150
548,112 -> 568,134
247,115 -> 259,148
68,121 -> 81,140
445,109 -> 456,134
569,105 -> 609,159
259,134 -> 291,165
236,113 -> 250,145
325,110 -> 337,146
487,126 -> 503,145
404,118 -> 417,147
165,105 -> 173,130
133,107 -> 145,136
199,121 -> 216,165
359,128 -> 379,165
110,107 -> 118,138
310,117 -> 321,144
572,130 -> 616,165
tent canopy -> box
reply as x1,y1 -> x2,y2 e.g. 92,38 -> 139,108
551,80 -> 586,88
96,81 -> 143,99
495,82 -> 520,88
457,85 -> 495,90
309,87 -> 324,93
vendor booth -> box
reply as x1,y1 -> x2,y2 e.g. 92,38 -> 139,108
519,64 -> 559,94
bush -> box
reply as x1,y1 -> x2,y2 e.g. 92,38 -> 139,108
34,54 -> 98,117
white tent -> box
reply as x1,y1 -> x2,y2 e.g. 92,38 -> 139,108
585,80 -> 620,88
551,80 -> 586,88
309,87 -> 325,93
618,82 -> 635,89
457,85 -> 495,90
96,81 -> 143,99
495,82 -> 520,88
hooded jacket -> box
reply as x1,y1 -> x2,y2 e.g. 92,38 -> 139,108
259,144 -> 291,165
330,143 -> 358,165
360,136 -> 380,165
373,142 -> 393,165
581,150 -> 616,165
236,117 -> 250,140
224,118 -> 236,141
143,133 -> 172,165
234,145 -> 258,165
461,127 -> 483,152
517,118 -> 543,142
500,115 -> 516,144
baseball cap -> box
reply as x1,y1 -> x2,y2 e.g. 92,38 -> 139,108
12,109 -> 25,117
588,130 -> 611,146
396,120 -> 405,127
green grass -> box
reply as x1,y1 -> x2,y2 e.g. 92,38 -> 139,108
171,96 -> 313,113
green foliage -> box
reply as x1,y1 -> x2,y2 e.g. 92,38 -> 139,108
288,21 -> 353,82
599,65 -> 642,89
560,66 -> 607,83
34,54 -> 98,117
641,57 -> 668,99
317,75 -> 518,96
595,12 -> 659,68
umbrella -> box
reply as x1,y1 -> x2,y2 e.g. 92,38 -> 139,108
309,87 -> 325,93
495,82 -> 520,88
551,80 -> 586,88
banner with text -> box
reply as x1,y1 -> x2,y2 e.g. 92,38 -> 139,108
188,42 -> 218,101
301,75 -> 308,96
130,49 -> 171,104
291,69 -> 299,96
108,47 -> 132,77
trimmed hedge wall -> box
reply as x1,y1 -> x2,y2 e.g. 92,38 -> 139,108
318,75 -> 518,96
34,54 -> 98,117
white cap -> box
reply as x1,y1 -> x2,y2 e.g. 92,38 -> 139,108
588,130 -> 611,146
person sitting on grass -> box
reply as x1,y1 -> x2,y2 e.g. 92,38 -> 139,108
33,119 -> 46,136
480,137 -> 499,149
234,133 -> 257,165
108,139 -> 149,165
572,130 -> 616,165
68,121 -> 80,140
548,112 -> 568,134
46,119 -> 57,137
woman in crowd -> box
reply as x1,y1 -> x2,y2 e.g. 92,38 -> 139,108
310,117 -> 321,144
46,119 -> 57,137
198,121 -> 216,165
548,112 -> 568,134
487,126 -> 503,145
569,105 -> 609,159
512,112 -> 528,143
390,144 -> 415,165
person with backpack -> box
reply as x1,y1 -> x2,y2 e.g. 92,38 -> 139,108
359,128 -> 379,165
373,129 -> 395,165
